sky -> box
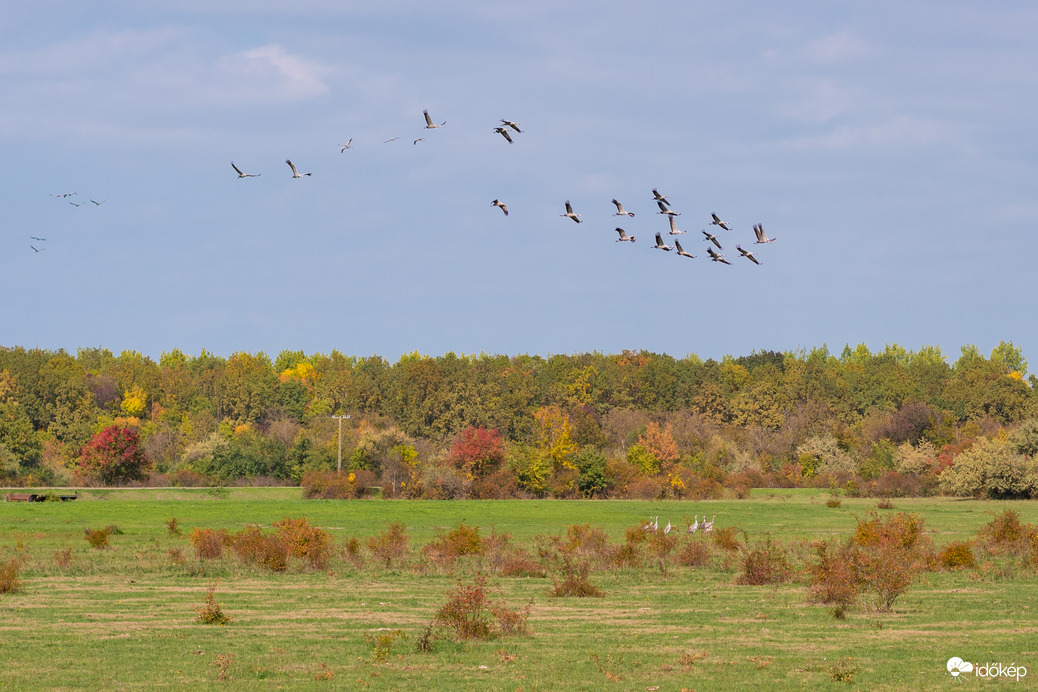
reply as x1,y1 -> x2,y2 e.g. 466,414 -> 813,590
3,1 -> 1037,369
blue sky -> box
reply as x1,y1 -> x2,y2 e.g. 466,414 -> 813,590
3,1 -> 1036,368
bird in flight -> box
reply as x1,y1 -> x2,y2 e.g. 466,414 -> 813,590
90,199 -> 105,206
340,139 -> 353,152
652,233 -> 672,251
30,245 -> 44,253
500,119 -> 522,133
231,162 -> 260,178
383,137 -> 399,143
492,199 -> 509,216
652,188 -> 670,206
413,137 -> 424,145
561,201 -> 582,223
710,213 -> 731,231
493,127 -> 514,144
423,110 -> 445,129
674,239 -> 695,258
656,200 -> 679,216
753,223 -> 775,244
614,227 -> 636,243
702,229 -> 722,249
612,199 -> 635,217
666,216 -> 686,235
285,159 -> 311,178
707,246 -> 731,264
737,245 -> 761,265
51,192 -> 77,198
30,236 -> 46,241
69,201 -> 84,207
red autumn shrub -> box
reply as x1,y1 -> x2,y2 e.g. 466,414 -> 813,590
77,425 -> 150,485
447,426 -> 506,478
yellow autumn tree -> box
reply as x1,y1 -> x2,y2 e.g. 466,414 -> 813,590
532,405 -> 578,471
121,385 -> 147,417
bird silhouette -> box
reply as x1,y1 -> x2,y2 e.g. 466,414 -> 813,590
674,239 -> 695,258
492,199 -> 509,216
753,223 -> 775,244
231,162 -> 260,178
702,230 -> 722,249
657,200 -> 679,216
612,199 -> 635,217
737,245 -> 761,265
666,216 -> 686,235
493,127 -> 514,143
614,227 -> 636,243
500,119 -> 522,133
561,201 -> 582,223
710,213 -> 731,231
339,139 -> 353,152
652,233 -> 672,251
707,246 -> 731,264
651,188 -> 670,206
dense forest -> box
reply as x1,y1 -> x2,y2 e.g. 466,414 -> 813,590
1,343 -> 1037,499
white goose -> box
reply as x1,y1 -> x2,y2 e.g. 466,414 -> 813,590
707,246 -> 731,265
492,199 -> 509,216
664,519 -> 672,534
561,200 -> 582,223
612,199 -> 635,217
423,109 -> 446,129
666,216 -> 686,235
674,239 -> 695,258
493,127 -> 514,143
657,200 -> 679,216
231,162 -> 260,178
652,233 -> 672,251
614,227 -> 636,242
285,159 -> 311,178
688,515 -> 700,534
753,223 -> 775,244
710,213 -> 731,231
737,245 -> 761,265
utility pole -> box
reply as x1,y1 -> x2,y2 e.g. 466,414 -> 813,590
332,414 -> 351,473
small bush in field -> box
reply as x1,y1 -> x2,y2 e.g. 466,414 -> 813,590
364,629 -> 408,663
556,524 -> 615,567
343,537 -> 364,568
232,526 -> 288,572
196,583 -> 231,625
980,509 -> 1027,545
53,547 -> 73,569
189,528 -> 228,560
167,517 -> 181,536
0,558 -> 20,594
853,511 -> 924,549
434,574 -> 528,640
826,498 -> 842,508
676,539 -> 712,568
808,541 -> 858,611
423,521 -> 484,567
613,541 -> 643,568
168,547 -> 186,565
939,541 -> 977,569
711,526 -> 743,553
273,517 -> 331,570
301,469 -> 376,499
84,527 -> 112,549
737,537 -> 793,586
548,553 -> 605,598
368,522 -> 409,568
876,498 -> 896,510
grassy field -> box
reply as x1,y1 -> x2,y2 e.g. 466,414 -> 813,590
1,490 -> 1036,690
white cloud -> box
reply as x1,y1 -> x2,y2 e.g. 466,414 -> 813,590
215,44 -> 329,102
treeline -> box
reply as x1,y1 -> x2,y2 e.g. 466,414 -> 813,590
1,342 -> 1037,499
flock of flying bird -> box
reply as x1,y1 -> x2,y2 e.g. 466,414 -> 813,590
643,515 -> 716,534
41,108 -> 779,266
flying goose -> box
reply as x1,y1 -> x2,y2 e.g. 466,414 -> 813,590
651,188 -> 670,206
753,223 -> 775,244
707,246 -> 731,265
90,199 -> 105,206
423,110 -> 445,128
30,245 -> 43,253
652,233 -> 672,251
51,192 -> 77,198
702,229 -> 722,249
500,119 -> 523,133
737,245 -> 761,265
710,212 -> 731,231
674,239 -> 695,258
413,137 -> 424,145
614,227 -> 636,242
285,159 -> 311,178
656,200 -> 679,216
612,199 -> 635,217
666,216 -> 686,235
340,139 -> 353,152
383,137 -> 399,143
231,162 -> 260,178
561,200 -> 582,223
492,199 -> 509,216
30,236 -> 46,241
493,127 -> 514,143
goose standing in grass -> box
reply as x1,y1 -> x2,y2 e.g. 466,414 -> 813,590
703,516 -> 715,533
492,199 -> 509,216
231,162 -> 260,178
710,213 -> 731,231
707,246 -> 731,265
753,223 -> 775,244
493,127 -> 514,143
674,239 -> 695,258
612,199 -> 635,217
652,233 -> 672,251
688,516 -> 700,534
664,519 -> 672,535
423,110 -> 445,129
702,229 -> 722,249
737,245 -> 761,265
285,159 -> 311,178
614,227 -> 636,243
657,200 -> 679,216
500,119 -> 522,133
666,216 -> 686,235
561,201 -> 582,223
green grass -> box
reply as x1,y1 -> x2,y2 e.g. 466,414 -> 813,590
1,490 -> 1036,690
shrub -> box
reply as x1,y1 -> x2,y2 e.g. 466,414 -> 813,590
301,469 -> 376,499
0,558 -> 20,594
434,574 -> 524,640
808,541 -> 858,613
939,541 -> 977,569
737,538 -> 793,586
343,537 -> 364,569
939,436 -> 1038,499
423,521 -> 484,567
549,553 -> 605,598
368,522 -> 409,568
167,517 -> 181,536
676,539 -> 712,568
364,629 -> 408,663
77,424 -> 151,485
273,517 -> 331,570
876,498 -> 896,510
826,498 -> 842,508
84,527 -> 112,549
189,528 -> 229,560
711,526 -> 743,553
196,583 -> 231,625
232,526 -> 288,572
53,547 -> 73,569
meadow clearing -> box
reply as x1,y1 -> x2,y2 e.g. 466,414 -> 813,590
1,489 -> 1036,691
